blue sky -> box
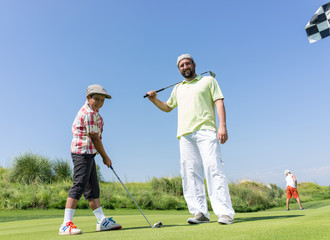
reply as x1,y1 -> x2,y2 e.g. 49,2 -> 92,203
1,0 -> 329,187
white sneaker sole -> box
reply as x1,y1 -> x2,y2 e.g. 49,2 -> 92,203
96,225 -> 122,231
187,218 -> 210,224
218,219 -> 234,224
59,231 -> 82,235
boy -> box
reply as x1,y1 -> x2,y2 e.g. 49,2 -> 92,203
59,84 -> 122,235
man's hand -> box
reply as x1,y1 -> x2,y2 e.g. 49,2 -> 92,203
145,91 -> 173,113
103,156 -> 112,168
146,90 -> 157,102
215,99 -> 228,144
218,126 -> 228,144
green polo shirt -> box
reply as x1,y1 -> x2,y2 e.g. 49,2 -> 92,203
167,75 -> 224,138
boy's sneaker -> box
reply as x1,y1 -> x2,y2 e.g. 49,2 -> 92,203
218,215 -> 234,225
59,221 -> 82,235
96,217 -> 122,231
187,212 -> 210,224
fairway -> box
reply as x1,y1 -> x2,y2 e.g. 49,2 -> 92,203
1,200 -> 330,240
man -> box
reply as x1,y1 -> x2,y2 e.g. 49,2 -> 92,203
146,54 -> 235,225
284,169 -> 304,210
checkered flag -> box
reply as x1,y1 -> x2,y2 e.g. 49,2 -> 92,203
305,2 -> 330,43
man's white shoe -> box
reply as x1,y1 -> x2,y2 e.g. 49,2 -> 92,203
187,212 -> 210,224
59,221 -> 82,235
218,215 -> 234,224
96,217 -> 122,231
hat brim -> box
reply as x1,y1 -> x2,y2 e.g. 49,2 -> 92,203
87,93 -> 112,99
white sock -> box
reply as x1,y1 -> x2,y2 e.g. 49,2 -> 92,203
63,208 -> 75,224
93,207 -> 106,222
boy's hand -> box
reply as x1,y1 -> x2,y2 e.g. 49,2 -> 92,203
103,156 -> 112,168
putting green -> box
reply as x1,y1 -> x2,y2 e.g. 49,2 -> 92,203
1,201 -> 329,240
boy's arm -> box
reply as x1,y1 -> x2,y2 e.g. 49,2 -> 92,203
215,99 -> 228,144
90,133 -> 111,168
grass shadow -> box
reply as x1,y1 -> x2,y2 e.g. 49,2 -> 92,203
82,223 -> 192,233
235,215 -> 304,223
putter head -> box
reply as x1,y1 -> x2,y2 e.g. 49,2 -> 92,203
209,71 -> 216,78
152,222 -> 162,228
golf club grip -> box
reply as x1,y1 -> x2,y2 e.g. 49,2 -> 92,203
143,88 -> 165,98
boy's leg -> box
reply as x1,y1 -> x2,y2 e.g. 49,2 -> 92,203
179,132 -> 210,221
89,198 -> 106,223
82,158 -> 122,231
69,154 -> 96,200
60,154 -> 94,235
196,130 -> 235,222
63,198 -> 79,224
92,199 -> 122,231
89,198 -> 101,211
60,197 -> 82,235
66,197 -> 79,209
64,154 -> 94,221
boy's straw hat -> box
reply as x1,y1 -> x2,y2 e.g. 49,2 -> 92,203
86,84 -> 111,99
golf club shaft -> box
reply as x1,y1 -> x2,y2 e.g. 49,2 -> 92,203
143,82 -> 180,98
110,166 -> 153,228
143,71 -> 215,98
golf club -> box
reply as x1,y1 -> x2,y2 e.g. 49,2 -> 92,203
110,165 -> 162,228
143,71 -> 216,98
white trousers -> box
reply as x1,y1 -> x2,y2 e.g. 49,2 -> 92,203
179,130 -> 235,219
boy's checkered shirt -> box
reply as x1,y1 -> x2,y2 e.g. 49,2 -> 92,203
71,101 -> 104,154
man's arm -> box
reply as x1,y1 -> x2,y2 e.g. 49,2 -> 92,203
90,133 -> 111,168
146,90 -> 173,112
214,99 -> 228,144
291,174 -> 298,187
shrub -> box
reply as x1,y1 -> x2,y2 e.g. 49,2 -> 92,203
269,183 -> 284,198
52,158 -> 72,181
298,182 -> 330,200
151,177 -> 183,196
0,167 -> 9,182
96,164 -> 104,182
151,192 -> 186,210
229,181 -> 285,212
1,159 -> 328,211
0,167 -> 7,176
10,152 -> 53,184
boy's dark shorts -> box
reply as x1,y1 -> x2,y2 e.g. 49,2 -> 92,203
68,153 -> 100,200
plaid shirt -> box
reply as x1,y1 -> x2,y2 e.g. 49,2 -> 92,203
71,101 -> 104,154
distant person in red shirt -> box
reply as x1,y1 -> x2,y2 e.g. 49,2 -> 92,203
285,169 -> 304,211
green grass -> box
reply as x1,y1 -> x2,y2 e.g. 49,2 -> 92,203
1,200 -> 330,240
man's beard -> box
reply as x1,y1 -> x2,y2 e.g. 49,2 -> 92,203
181,68 -> 195,79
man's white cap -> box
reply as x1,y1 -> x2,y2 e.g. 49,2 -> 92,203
177,53 -> 194,67
284,169 -> 290,174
